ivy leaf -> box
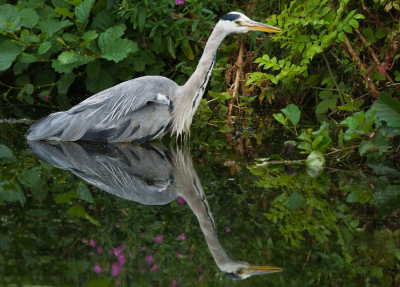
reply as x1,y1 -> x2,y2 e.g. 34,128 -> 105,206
38,42 -> 52,55
75,0 -> 95,23
0,40 -> 23,71
98,26 -> 138,63
281,104 -> 301,127
76,183 -> 94,203
372,93 -> 400,127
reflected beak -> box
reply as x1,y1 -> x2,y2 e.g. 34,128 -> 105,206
245,265 -> 283,276
245,20 -> 281,33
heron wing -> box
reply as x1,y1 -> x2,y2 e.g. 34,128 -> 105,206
26,76 -> 178,142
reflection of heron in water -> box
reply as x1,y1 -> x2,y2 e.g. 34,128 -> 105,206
27,141 -> 282,279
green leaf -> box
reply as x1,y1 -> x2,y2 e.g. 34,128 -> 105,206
306,151 -> 325,167
208,91 -> 233,101
338,32 -> 345,42
284,191 -> 302,210
273,113 -> 287,126
167,36 -> 176,58
85,70 -> 114,93
87,59 -> 101,78
82,30 -> 98,41
181,40 -> 194,60
98,26 -> 138,63
67,204 -> 85,218
372,93 -> 400,127
58,73 -> 76,96
138,5 -> 146,32
0,180 -> 25,206
37,19 -> 73,39
0,4 -> 19,32
0,144 -> 18,163
0,40 -> 23,71
281,104 -> 301,127
37,42 -> 52,55
359,130 -> 388,155
88,278 -> 108,287
75,0 -> 95,23
54,7 -> 75,18
140,49 -> 156,65
55,190 -> 77,203
348,19 -> 359,28
76,184 -> 93,203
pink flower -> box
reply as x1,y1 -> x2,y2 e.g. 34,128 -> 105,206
145,255 -> 153,265
175,0 -> 184,5
94,265 -> 102,274
97,247 -> 103,253
115,279 -> 121,286
122,209 -> 127,215
120,244 -> 126,251
115,224 -> 120,228
172,280 -> 179,287
111,262 -> 122,277
176,196 -> 185,204
198,266 -> 203,272
82,238 -> 88,243
176,251 -> 182,257
90,239 -> 96,247
118,253 -> 125,265
178,234 -> 186,240
141,247 -> 146,250
44,95 -> 51,100
155,236 -> 163,243
114,247 -> 121,256
226,227 -> 231,232
149,264 -> 158,272
199,275 -> 203,282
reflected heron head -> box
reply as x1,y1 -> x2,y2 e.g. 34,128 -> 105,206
223,261 -> 283,280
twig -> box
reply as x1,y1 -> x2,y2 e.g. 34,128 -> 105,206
353,28 -> 395,84
342,36 -> 380,99
308,86 -> 339,92
321,52 -> 345,106
228,41 -> 245,116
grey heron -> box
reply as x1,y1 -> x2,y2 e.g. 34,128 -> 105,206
25,12 -> 281,143
27,141 -> 283,279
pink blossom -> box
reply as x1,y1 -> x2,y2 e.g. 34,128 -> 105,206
114,247 -> 122,256
122,209 -> 127,215
178,234 -> 186,240
115,279 -> 121,286
226,227 -> 231,232
145,255 -> 154,265
94,265 -> 102,274
198,266 -> 203,272
176,196 -> 186,204
90,239 -> 96,247
198,275 -> 203,282
44,95 -> 51,100
149,264 -> 158,272
172,280 -> 179,287
141,247 -> 146,250
175,0 -> 184,5
97,247 -> 103,254
111,262 -> 122,277
82,238 -> 88,243
118,253 -> 125,265
115,224 -> 120,228
120,244 -> 126,251
155,236 -> 163,243
176,251 -> 182,257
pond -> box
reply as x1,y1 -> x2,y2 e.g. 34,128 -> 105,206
0,122 -> 399,286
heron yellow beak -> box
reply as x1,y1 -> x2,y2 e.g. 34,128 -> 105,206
244,265 -> 283,276
246,20 -> 282,33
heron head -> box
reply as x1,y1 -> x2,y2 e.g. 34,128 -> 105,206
219,12 -> 281,34
222,261 -> 283,280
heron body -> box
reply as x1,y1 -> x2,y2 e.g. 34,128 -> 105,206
27,140 -> 282,279
25,12 -> 281,142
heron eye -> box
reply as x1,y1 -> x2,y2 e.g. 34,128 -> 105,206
234,20 -> 241,25
236,269 -> 242,274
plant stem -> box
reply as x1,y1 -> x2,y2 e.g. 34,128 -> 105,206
325,145 -> 360,156
321,52 -> 345,106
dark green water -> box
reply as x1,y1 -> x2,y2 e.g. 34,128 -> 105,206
0,123 -> 399,287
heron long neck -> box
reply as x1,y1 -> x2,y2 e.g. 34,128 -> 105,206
174,151 -> 232,270
172,23 -> 229,137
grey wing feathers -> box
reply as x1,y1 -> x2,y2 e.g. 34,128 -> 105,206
25,76 -> 178,142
